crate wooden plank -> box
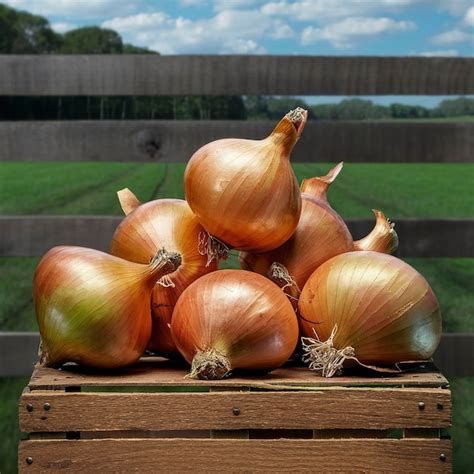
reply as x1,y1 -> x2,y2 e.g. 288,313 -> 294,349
27,357 -> 448,389
1,216 -> 473,258
1,121 -> 473,163
2,55 -> 473,96
19,388 -> 451,433
17,438 -> 452,472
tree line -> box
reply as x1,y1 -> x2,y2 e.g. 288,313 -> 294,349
0,2 -> 472,121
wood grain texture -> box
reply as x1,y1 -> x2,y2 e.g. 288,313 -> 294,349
19,388 -> 451,433
1,216 -> 473,258
1,120 -> 473,163
17,438 -> 452,472
1,55 -> 473,96
27,357 -> 449,389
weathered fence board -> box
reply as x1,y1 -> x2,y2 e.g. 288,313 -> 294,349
0,216 -> 472,258
1,120 -> 473,163
1,55 -> 473,96
0,332 -> 471,378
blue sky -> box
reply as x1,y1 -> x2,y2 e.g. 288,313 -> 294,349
4,0 -> 473,106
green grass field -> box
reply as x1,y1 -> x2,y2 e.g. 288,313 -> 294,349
1,163 -> 473,218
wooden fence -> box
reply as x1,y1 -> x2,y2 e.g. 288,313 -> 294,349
1,55 -> 473,376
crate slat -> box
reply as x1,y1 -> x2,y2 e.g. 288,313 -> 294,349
27,358 -> 449,389
2,216 -> 473,258
2,55 -> 473,96
19,388 -> 451,433
18,438 -> 452,472
1,120 -> 473,163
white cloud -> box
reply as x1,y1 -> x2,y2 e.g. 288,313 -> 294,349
2,0 -> 137,18
419,49 -> 459,57
51,22 -> 76,33
301,17 -> 416,49
102,9 -> 292,54
432,29 -> 474,45
262,0 -> 419,21
438,0 -> 474,17
262,0 -> 474,23
103,12 -> 167,32
465,6 -> 474,26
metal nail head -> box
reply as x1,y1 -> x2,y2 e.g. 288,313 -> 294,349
26,457 -> 33,465
26,403 -> 33,412
232,407 -> 240,416
440,453 -> 446,462
43,403 -> 51,411
418,401 -> 425,410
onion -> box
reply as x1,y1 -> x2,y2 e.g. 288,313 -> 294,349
110,189 -> 217,356
298,251 -> 442,377
184,108 -> 307,259
34,246 -> 181,369
241,163 -> 398,301
170,270 -> 299,380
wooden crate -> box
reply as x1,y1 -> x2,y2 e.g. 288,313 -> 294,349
18,358 -> 452,472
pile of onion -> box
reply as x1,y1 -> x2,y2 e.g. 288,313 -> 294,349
298,251 -> 442,377
184,108 -> 307,261
170,270 -> 299,379
34,246 -> 181,369
110,189 -> 217,356
240,162 -> 398,304
31,107 -> 442,382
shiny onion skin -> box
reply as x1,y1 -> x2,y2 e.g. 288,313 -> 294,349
110,189 -> 217,356
240,162 -> 352,294
170,270 -> 299,379
241,163 -> 398,300
353,209 -> 398,254
34,246 -> 181,369
299,251 -> 442,377
184,108 -> 307,254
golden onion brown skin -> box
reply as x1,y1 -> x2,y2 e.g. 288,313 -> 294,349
184,110 -> 306,252
241,163 -> 398,296
34,246 -> 180,369
110,198 -> 217,356
170,270 -> 299,379
299,251 -> 442,367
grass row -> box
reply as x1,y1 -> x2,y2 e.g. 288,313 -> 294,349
1,162 -> 473,218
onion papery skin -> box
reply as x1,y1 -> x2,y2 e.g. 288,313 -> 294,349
298,251 -> 442,370
184,109 -> 306,252
354,209 -> 399,254
170,270 -> 299,379
34,246 -> 181,369
241,163 -> 398,302
240,190 -> 353,293
110,196 -> 217,356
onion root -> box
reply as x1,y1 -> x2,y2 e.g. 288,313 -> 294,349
187,349 -> 232,380
198,231 -> 230,266
301,325 -> 356,377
